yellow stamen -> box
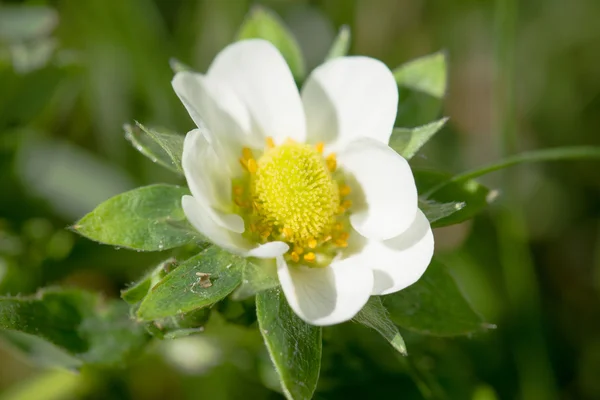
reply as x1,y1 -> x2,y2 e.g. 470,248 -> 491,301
247,158 -> 258,174
290,252 -> 300,262
303,252 -> 316,262
315,142 -> 324,153
341,199 -> 352,210
334,239 -> 348,248
333,222 -> 343,231
339,184 -> 351,196
265,137 -> 275,149
233,186 -> 244,196
339,232 -> 350,241
326,153 -> 337,172
293,245 -> 304,255
260,229 -> 271,239
239,157 -> 248,170
307,238 -> 317,249
283,227 -> 293,238
242,147 -> 253,160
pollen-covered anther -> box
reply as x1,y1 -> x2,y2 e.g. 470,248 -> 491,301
315,142 -> 324,153
247,158 -> 258,174
290,251 -> 300,262
326,153 -> 337,172
307,238 -> 317,249
339,184 -> 351,196
303,252 -> 316,262
265,137 -> 275,149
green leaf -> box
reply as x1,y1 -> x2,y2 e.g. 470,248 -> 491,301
124,122 -> 184,174
423,146 -> 600,198
325,25 -> 351,60
73,184 -> 196,252
256,288 -> 321,400
415,170 -> 492,227
169,57 -> 193,74
393,51 -> 447,98
137,247 -> 244,321
389,117 -> 448,160
232,259 -> 279,300
353,297 -> 407,356
121,258 -> 178,304
237,6 -> 305,80
419,199 -> 465,228
383,259 -> 492,336
146,308 -> 212,340
0,288 -> 148,367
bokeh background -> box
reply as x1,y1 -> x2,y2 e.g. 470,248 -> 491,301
1,0 -> 600,399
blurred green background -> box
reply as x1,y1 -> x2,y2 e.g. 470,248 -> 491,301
1,0 -> 600,399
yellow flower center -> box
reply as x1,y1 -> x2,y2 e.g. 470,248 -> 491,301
253,143 -> 339,244
233,138 -> 353,265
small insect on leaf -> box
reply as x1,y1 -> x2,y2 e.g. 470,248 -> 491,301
195,272 -> 212,289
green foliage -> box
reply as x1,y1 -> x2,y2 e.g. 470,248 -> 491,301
237,6 -> 305,80
393,51 -> 447,98
415,170 -> 492,227
73,184 -> 196,251
353,297 -> 407,356
390,118 -> 448,160
232,259 -> 279,300
0,288 -> 148,368
121,258 -> 178,304
325,25 -> 351,60
256,288 -> 322,400
136,247 -> 244,321
146,308 -> 212,340
383,260 -> 491,336
0,5 -> 57,43
124,122 -> 185,174
419,199 -> 466,227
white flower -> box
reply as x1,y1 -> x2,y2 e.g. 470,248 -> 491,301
173,39 -> 434,326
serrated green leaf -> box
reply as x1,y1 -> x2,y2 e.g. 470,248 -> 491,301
256,288 -> 321,400
73,184 -> 196,251
353,297 -> 407,356
232,259 -> 279,300
237,6 -> 305,80
137,247 -> 244,321
383,259 -> 491,336
414,170 -> 492,227
121,258 -> 178,304
0,288 -> 148,367
419,199 -> 466,228
393,51 -> 447,98
389,118 -> 448,160
124,122 -> 184,174
325,25 -> 351,60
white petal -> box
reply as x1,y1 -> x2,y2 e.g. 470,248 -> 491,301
172,71 -> 255,167
182,196 -> 288,259
182,129 -> 244,233
182,195 -> 250,253
276,255 -> 373,326
367,210 -> 434,295
207,39 -> 306,144
338,138 -> 418,241
302,56 -> 398,149
248,242 -> 290,258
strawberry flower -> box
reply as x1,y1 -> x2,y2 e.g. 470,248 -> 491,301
173,39 -> 434,326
